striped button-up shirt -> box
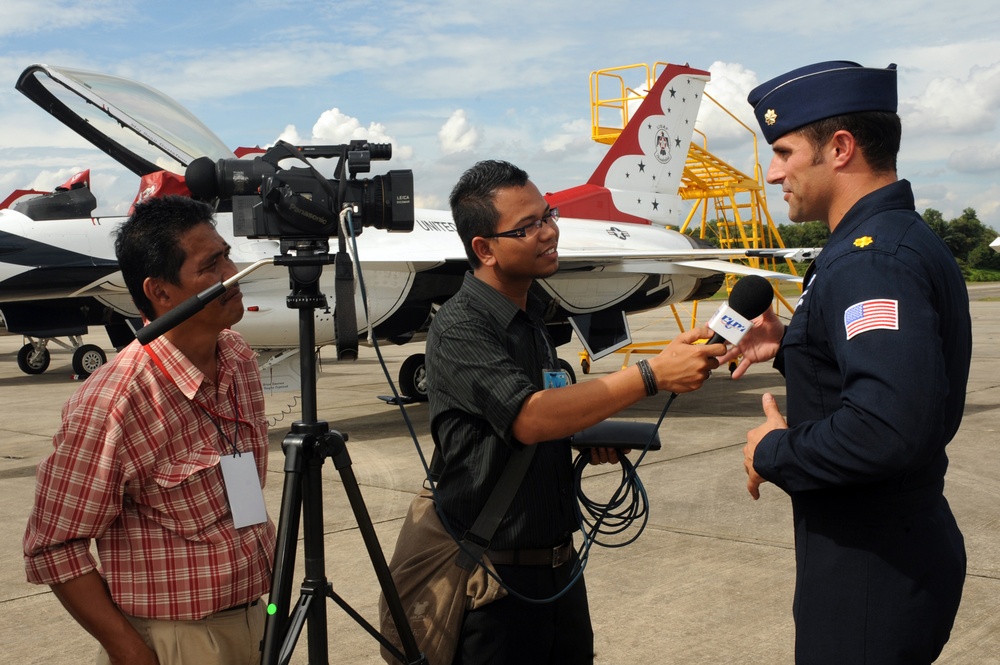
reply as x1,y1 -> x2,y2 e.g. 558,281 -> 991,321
426,273 -> 577,550
24,331 -> 276,620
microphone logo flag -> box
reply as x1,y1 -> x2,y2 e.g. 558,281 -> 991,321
708,303 -> 753,345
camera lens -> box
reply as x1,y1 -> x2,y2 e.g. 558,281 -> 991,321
362,170 -> 414,232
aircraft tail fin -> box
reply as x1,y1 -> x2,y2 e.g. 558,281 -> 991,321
547,63 -> 710,226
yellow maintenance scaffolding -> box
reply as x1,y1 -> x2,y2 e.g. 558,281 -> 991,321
580,62 -> 799,373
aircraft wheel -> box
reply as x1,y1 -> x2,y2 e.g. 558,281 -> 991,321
73,344 -> 107,378
399,353 -> 429,402
558,358 -> 577,384
580,358 -> 591,375
17,343 -> 50,375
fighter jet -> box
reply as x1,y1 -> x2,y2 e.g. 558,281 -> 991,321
0,62 -> 808,396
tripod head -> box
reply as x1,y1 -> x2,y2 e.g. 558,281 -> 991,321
272,236 -> 359,362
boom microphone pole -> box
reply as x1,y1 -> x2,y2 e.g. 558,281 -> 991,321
135,258 -> 273,345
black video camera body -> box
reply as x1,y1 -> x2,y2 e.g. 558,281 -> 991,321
186,140 -> 414,240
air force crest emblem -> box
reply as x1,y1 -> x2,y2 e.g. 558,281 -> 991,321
654,125 -> 672,164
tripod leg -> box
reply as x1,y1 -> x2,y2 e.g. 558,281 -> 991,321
279,593 -> 316,664
328,440 -> 427,663
261,434 -> 307,664
263,427 -> 337,665
301,443 -> 331,663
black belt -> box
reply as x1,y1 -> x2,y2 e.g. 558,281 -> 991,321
486,541 -> 574,568
221,598 -> 260,613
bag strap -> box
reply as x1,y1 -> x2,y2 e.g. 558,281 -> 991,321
450,320 -> 554,570
455,444 -> 536,570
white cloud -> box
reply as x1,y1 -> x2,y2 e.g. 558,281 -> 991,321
0,0 -> 134,37
903,60 -> 1000,135
273,124 -> 301,145
700,61 -> 761,148
438,110 -> 479,155
313,109 -> 380,142
0,106 -> 94,150
948,142 -> 1000,174
542,118 -> 589,153
276,110 -> 413,160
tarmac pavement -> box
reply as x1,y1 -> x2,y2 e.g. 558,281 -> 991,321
2,286 -> 999,664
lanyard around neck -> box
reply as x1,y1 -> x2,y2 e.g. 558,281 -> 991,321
143,343 -> 250,455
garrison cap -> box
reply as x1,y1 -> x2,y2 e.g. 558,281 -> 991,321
747,61 -> 898,144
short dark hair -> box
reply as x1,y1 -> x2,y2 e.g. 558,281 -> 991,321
114,195 -> 216,320
449,160 -> 529,268
799,111 -> 901,173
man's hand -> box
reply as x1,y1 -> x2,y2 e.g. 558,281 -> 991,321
106,641 -> 160,665
719,308 -> 786,379
50,571 -> 160,665
744,393 -> 787,500
585,446 -> 628,465
650,326 -> 726,394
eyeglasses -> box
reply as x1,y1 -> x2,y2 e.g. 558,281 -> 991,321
484,208 -> 560,239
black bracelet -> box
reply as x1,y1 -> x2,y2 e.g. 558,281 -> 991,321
636,359 -> 658,397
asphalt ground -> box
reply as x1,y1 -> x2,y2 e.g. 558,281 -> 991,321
2,285 -> 998,664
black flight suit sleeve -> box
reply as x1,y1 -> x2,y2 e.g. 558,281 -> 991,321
754,244 -> 952,492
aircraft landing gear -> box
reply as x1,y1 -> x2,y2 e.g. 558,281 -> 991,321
398,353 -> 428,402
17,341 -> 50,375
15,336 -> 108,378
73,344 -> 107,377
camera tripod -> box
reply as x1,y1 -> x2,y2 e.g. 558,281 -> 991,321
260,245 -> 426,665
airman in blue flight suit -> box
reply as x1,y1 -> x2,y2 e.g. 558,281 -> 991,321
722,61 -> 972,664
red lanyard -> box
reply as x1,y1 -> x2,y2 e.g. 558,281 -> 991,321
143,344 -> 251,455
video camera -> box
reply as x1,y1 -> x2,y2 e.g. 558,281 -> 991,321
185,140 -> 414,240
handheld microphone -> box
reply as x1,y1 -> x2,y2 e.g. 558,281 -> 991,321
707,275 -> 774,346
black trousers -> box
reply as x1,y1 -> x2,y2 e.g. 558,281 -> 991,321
453,557 -> 593,665
792,496 -> 966,664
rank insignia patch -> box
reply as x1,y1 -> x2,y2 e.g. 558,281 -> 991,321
853,236 -> 874,248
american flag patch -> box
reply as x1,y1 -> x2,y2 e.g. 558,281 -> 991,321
844,299 -> 898,340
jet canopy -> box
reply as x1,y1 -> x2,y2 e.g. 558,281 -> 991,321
16,64 -> 236,177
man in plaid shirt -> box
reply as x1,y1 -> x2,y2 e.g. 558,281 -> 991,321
24,196 -> 276,665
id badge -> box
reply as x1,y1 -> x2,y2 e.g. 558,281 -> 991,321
219,452 -> 268,529
543,369 -> 571,389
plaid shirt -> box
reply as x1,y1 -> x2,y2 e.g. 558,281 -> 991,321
23,331 -> 276,620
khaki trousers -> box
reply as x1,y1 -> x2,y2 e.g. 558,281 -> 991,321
96,601 -> 265,665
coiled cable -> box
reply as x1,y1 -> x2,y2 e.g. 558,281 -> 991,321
573,391 -> 676,567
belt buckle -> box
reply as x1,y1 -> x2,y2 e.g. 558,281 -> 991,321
551,542 -> 571,568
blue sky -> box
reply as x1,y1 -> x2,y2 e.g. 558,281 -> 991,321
1,0 -> 999,231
